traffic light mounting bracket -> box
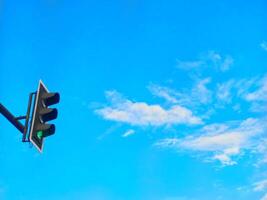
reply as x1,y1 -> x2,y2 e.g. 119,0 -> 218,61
0,92 -> 37,143
22,92 -> 37,142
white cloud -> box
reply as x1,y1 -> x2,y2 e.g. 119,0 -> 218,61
148,84 -> 179,104
205,51 -> 234,72
149,78 -> 212,106
96,71 -> 267,169
122,129 -> 135,138
216,80 -> 235,103
156,118 -> 267,166
221,56 -> 234,72
235,77 -> 259,97
213,151 -> 238,166
145,74 -> 267,122
250,102 -> 267,113
240,75 -> 267,113
206,51 -> 222,62
254,179 -> 267,200
213,75 -> 267,113
96,91 -> 202,127
233,104 -> 241,113
150,77 -> 213,108
253,179 -> 267,192
261,41 -> 267,51
177,51 -> 234,72
97,123 -> 122,140
261,193 -> 267,200
245,75 -> 267,102
191,77 -> 212,104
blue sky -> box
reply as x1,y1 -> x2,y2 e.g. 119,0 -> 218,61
0,0 -> 267,199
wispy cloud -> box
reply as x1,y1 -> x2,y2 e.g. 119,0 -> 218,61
253,179 -> 267,200
253,179 -> 267,192
96,90 -> 202,127
156,118 -> 267,166
96,66 -> 266,169
97,123 -> 122,140
177,51 -> 234,72
261,41 -> 267,51
213,75 -> 267,113
122,129 -> 135,138
148,84 -> 179,104
216,80 -> 235,104
245,75 -> 267,102
191,77 -> 212,104
205,51 -> 234,72
261,193 -> 267,200
235,75 -> 267,112
148,74 -> 267,119
250,102 -> 267,113
150,77 -> 212,108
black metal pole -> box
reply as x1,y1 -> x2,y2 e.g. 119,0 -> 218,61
0,103 -> 25,133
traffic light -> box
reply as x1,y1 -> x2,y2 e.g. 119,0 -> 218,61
29,80 -> 60,152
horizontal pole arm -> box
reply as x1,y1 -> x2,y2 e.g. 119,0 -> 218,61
0,103 -> 25,133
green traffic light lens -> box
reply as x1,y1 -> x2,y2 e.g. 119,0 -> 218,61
37,131 -> 43,139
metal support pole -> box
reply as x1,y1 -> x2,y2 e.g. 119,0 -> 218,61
0,103 -> 25,133
16,116 -> 27,120
22,92 -> 36,142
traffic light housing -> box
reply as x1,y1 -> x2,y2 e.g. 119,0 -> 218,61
29,80 -> 60,152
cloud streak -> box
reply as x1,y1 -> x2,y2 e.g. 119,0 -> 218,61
122,129 -> 135,138
177,51 -> 234,72
148,84 -> 179,104
253,179 -> 267,192
261,41 -> 267,51
213,75 -> 267,112
253,179 -> 267,200
245,75 -> 267,102
149,77 -> 213,109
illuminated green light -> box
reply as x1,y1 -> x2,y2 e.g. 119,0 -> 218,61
37,131 -> 43,139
